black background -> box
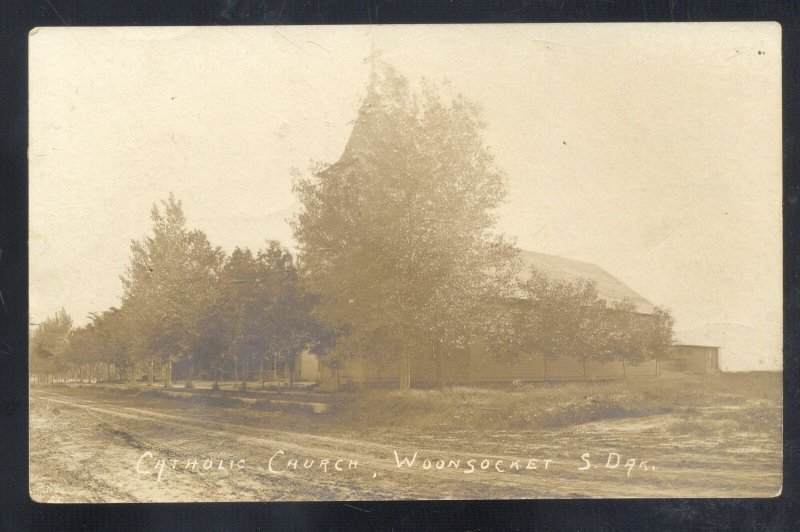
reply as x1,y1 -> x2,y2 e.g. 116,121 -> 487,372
2,1 -> 798,530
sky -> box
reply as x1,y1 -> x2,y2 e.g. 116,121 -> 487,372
29,24 -> 782,371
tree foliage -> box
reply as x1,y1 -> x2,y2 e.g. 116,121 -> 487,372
292,65 -> 520,387
483,266 -> 675,366
198,241 -> 325,385
120,194 -> 224,383
30,194 -> 327,387
29,308 -> 73,375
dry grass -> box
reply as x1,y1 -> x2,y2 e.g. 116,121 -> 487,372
327,371 -> 782,433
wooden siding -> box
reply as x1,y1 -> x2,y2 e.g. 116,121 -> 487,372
469,337 -> 546,381
664,345 -> 720,374
321,339 -> 659,386
623,359 -> 660,376
297,351 -> 320,382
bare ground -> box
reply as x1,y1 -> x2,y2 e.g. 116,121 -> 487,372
29,379 -> 781,502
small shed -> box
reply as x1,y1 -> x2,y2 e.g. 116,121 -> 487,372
664,344 -> 720,374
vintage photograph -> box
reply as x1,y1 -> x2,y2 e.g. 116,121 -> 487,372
29,24 -> 782,501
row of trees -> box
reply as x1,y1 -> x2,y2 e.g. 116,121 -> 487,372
30,63 -> 675,390
30,195 -> 326,388
483,271 -> 674,372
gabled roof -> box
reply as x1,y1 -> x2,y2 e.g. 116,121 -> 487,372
517,250 -> 656,314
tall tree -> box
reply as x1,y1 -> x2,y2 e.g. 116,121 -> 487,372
29,308 -> 73,381
90,306 -> 142,383
65,323 -> 102,383
120,194 -> 224,387
292,64 -> 519,389
204,241 -> 324,389
256,241 -> 325,387
210,247 -> 265,388
643,306 -> 676,361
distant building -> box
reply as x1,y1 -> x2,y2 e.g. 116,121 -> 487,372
316,251 -> 662,388
663,345 -> 720,374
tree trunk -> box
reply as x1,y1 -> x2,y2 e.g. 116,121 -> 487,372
185,358 -> 194,389
234,355 -> 239,384
148,357 -> 154,386
583,358 -> 587,379
433,340 -> 443,388
164,356 -> 173,388
399,352 -> 411,391
543,356 -> 548,382
622,358 -> 626,378
242,357 -> 248,392
261,355 -> 265,388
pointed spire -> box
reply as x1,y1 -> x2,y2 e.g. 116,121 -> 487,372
365,39 -> 382,100
339,41 -> 384,160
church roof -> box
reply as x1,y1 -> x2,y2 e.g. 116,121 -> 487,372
517,250 -> 656,314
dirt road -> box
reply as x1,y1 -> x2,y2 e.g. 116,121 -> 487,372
29,387 -> 781,502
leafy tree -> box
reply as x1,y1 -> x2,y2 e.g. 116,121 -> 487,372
483,268 -> 675,375
644,306 -> 676,361
89,306 -> 142,383
521,268 -> 607,375
600,299 -> 640,363
208,246 -> 266,388
120,194 -> 224,387
602,301 -> 675,371
292,64 -> 519,389
29,308 -> 73,381
257,242 -> 329,386
203,241 -> 325,389
65,323 -> 102,383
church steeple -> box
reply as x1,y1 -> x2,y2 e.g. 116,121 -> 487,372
340,41 -> 383,161
365,39 -> 382,100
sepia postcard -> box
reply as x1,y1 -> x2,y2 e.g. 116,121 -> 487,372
28,23 -> 782,502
